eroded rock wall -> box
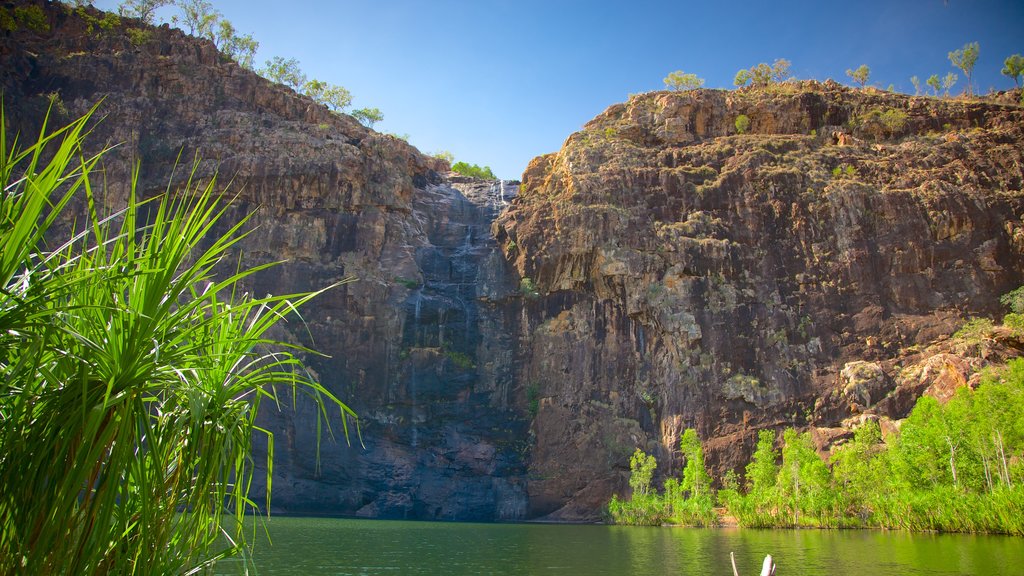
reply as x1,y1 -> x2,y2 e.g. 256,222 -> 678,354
496,83 -> 1024,519
1,1 -> 529,521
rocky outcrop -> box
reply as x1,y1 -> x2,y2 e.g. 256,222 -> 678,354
495,82 -> 1024,519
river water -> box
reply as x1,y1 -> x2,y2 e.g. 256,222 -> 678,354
214,517 -> 1024,575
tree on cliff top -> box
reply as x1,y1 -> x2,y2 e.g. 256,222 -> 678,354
1002,54 -> 1024,88
352,107 -> 383,128
663,70 -> 704,91
117,0 -> 171,24
734,59 -> 791,88
451,161 -> 497,180
948,42 -> 979,96
846,64 -> 870,88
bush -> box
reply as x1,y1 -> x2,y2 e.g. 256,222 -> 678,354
734,114 -> 750,134
451,161 -> 497,180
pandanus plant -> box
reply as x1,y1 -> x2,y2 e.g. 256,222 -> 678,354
0,106 -> 356,575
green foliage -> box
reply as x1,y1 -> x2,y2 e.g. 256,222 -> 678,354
526,382 -> 540,417
73,6 -> 121,35
444,349 -> 475,370
926,74 -> 942,96
831,163 -> 859,179
263,56 -> 307,90
394,277 -> 419,289
663,70 -> 704,91
609,432 -> 719,527
117,0 -> 170,24
734,114 -> 750,134
1000,285 -> 1024,315
519,276 -> 538,297
214,19 -> 258,69
125,26 -> 151,45
607,492 -> 664,526
910,75 -> 923,95
846,64 -> 870,88
451,161 -> 497,180
723,358 -> 1024,534
954,317 -> 995,342
776,429 -> 838,527
352,107 -> 383,128
0,107 -> 356,573
303,79 -> 353,113
628,448 -> 657,497
855,107 -> 908,140
2,5 -> 49,32
948,42 -> 979,96
680,429 -> 712,499
174,0 -> 218,38
432,150 -> 454,163
734,59 -> 791,88
1002,54 -> 1024,88
943,72 -> 958,97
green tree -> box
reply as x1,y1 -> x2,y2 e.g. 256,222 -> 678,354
1002,54 -> 1024,88
628,448 -> 657,497
831,421 -> 886,523
776,429 -> 836,526
943,72 -> 958,97
664,70 -> 704,91
0,107 -> 355,574
910,76 -> 923,95
352,107 -> 383,128
926,74 -> 942,96
117,0 -> 170,24
303,79 -> 353,112
680,429 -> 712,499
734,114 -> 750,134
214,19 -> 258,69
744,428 -> 780,524
174,0 -> 219,38
734,59 -> 790,88
451,161 -> 497,180
262,56 -> 307,90
846,64 -> 870,88
948,42 -> 979,96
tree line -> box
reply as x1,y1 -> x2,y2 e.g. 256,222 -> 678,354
106,0 -> 385,128
663,42 -> 1024,98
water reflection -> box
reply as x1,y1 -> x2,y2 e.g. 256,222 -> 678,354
219,517 -> 1024,575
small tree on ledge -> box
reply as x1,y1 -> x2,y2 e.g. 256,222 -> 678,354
664,70 -> 705,91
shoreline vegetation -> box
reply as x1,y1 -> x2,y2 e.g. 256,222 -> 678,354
609,310 -> 1024,535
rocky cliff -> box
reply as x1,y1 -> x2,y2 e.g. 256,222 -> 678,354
1,1 -> 528,521
495,83 -> 1024,519
4,1 -> 1023,523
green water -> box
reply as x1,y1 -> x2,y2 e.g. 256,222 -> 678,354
220,517 -> 1024,576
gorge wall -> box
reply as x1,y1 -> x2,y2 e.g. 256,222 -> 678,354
4,1 -> 1023,522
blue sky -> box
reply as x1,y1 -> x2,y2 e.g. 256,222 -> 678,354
94,0 -> 1023,180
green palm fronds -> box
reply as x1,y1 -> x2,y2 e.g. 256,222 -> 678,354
0,106 -> 355,575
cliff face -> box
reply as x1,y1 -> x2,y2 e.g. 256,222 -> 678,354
5,2 -> 1024,523
495,84 -> 1024,519
2,1 -> 528,521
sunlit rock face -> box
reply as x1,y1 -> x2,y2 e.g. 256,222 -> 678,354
5,3 -> 1023,523
495,83 -> 1024,520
